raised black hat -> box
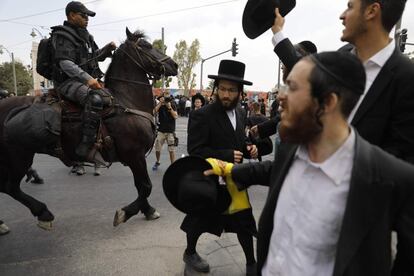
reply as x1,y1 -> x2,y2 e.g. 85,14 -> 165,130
208,60 -> 252,85
66,1 -> 96,17
243,0 -> 296,39
163,156 -> 231,215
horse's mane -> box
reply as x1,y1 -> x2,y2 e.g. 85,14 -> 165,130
129,30 -> 146,41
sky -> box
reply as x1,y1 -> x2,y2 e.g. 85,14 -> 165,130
1,0 -> 413,92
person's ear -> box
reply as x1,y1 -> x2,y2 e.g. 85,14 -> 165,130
324,92 -> 339,114
365,2 -> 381,21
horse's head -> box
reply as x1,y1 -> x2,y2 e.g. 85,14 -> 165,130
121,27 -> 178,80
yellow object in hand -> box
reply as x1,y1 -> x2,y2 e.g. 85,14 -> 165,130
206,158 -> 251,214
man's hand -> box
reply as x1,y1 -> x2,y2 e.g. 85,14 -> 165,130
247,144 -> 258,159
204,158 -> 231,177
234,150 -> 243,163
109,41 -> 117,50
271,8 -> 285,34
250,125 -> 259,139
87,78 -> 102,90
166,102 -> 172,109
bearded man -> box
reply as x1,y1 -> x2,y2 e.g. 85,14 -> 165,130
182,59 -> 259,275
207,51 -> 414,275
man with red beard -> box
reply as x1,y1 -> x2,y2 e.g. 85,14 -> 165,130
206,51 -> 414,275
182,59 -> 259,275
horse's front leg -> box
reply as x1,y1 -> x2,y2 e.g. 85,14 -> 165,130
113,154 -> 160,227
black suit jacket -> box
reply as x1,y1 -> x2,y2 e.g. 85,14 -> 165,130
232,133 -> 414,275
187,102 -> 250,162
274,39 -> 414,163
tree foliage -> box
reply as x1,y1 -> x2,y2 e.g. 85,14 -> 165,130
173,39 -> 201,96
152,39 -> 172,88
0,61 -> 32,96
207,79 -> 215,90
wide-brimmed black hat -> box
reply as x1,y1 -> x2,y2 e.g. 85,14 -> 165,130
192,93 -> 206,106
66,1 -> 96,17
243,0 -> 296,39
208,60 -> 252,86
163,156 -> 231,215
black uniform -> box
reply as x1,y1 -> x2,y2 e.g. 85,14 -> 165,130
51,20 -> 113,159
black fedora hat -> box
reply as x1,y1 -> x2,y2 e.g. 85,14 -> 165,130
208,60 -> 252,86
243,0 -> 296,39
163,156 -> 231,215
192,93 -> 206,106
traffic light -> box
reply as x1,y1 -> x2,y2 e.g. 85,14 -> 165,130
231,38 -> 238,57
400,28 -> 407,53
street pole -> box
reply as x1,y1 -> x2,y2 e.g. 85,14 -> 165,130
1,45 -> 18,96
161,27 -> 165,91
11,52 -> 17,95
199,48 -> 234,92
394,18 -> 402,47
200,59 -> 205,92
277,59 -> 281,89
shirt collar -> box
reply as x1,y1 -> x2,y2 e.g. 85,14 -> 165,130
368,39 -> 395,67
351,40 -> 395,68
295,128 -> 356,186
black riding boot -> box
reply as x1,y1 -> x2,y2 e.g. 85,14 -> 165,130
76,109 -> 101,159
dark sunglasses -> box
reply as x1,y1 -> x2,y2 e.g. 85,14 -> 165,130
78,12 -> 88,19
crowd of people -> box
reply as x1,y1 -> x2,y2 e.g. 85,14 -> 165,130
2,0 -> 414,275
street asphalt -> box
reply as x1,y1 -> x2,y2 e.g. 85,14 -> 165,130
0,116 -> 273,276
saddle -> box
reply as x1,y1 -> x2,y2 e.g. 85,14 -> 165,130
44,89 -> 117,166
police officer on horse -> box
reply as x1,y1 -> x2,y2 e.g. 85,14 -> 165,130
51,1 -> 116,160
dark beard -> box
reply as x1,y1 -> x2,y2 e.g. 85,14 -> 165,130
279,104 -> 323,144
216,94 -> 239,111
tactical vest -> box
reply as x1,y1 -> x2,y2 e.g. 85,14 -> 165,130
51,25 -> 102,83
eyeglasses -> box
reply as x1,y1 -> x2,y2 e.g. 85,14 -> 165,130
78,12 -> 88,19
218,86 -> 238,93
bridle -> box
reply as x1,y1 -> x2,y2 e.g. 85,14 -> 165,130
107,38 -> 170,86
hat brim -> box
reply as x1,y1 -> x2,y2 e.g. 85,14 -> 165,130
163,156 -> 231,215
242,0 -> 296,39
84,9 -> 96,17
192,94 -> 206,106
208,74 -> 252,86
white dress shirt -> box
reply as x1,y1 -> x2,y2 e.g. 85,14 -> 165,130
226,109 -> 236,130
347,40 -> 395,122
262,129 -> 356,276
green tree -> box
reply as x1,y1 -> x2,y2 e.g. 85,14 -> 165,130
152,39 -> 172,88
0,61 -> 32,96
173,39 -> 201,96
207,79 -> 215,90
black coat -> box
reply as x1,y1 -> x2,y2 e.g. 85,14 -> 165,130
182,101 -> 257,236
187,102 -> 250,162
274,39 -> 414,164
232,133 -> 414,276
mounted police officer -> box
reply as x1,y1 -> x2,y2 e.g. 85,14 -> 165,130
51,1 -> 116,160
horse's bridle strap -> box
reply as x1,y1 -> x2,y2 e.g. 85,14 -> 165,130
123,107 -> 155,125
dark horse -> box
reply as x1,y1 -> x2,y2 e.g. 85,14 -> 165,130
0,28 -> 178,230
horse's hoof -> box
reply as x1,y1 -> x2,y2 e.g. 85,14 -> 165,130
145,210 -> 160,221
37,220 -> 53,231
113,209 -> 126,227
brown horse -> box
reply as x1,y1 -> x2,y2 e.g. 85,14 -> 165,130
0,28 -> 178,230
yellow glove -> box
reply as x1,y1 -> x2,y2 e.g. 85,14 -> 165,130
206,158 -> 251,214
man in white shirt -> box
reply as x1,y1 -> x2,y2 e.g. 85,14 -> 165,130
271,0 -> 414,164
207,51 -> 414,275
